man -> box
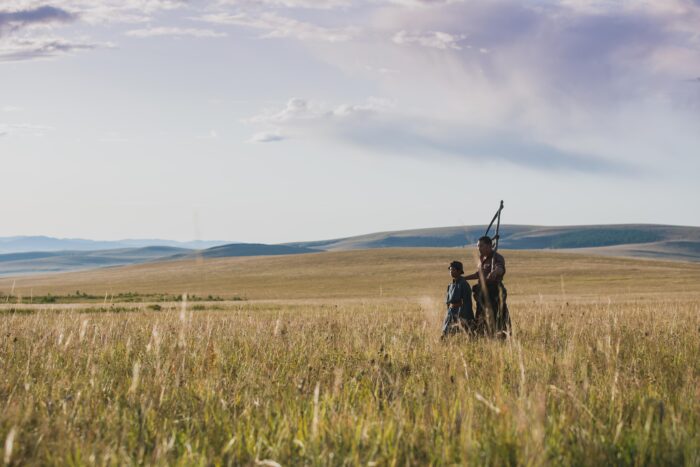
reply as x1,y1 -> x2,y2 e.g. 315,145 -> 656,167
463,236 -> 511,338
442,260 -> 474,338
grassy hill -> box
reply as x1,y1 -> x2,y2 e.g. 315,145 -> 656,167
2,248 -> 699,302
0,236 -> 229,253
182,243 -> 318,258
0,244 -> 318,277
0,246 -> 191,276
288,224 -> 700,261
3,224 -> 700,278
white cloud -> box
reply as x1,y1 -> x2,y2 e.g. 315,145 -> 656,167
215,0 -> 351,9
244,96 -> 625,172
383,0 -> 466,7
0,5 -> 76,34
126,26 -> 227,37
0,122 -> 53,136
0,36 -> 102,62
247,97 -> 392,126
248,130 -> 285,143
1,0 -> 188,24
392,30 -> 464,49
295,0 -> 700,167
1,106 -> 23,112
199,11 -> 358,42
0,5 -> 107,63
247,97 -> 318,124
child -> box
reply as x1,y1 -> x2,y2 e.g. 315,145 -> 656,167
442,260 -> 474,338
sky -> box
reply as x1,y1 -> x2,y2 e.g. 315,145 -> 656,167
1,0 -> 699,243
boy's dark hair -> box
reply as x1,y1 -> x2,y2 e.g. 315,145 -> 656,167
448,260 -> 464,273
478,235 -> 493,245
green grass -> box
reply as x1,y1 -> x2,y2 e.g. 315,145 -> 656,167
1,249 -> 699,465
0,291 -> 230,304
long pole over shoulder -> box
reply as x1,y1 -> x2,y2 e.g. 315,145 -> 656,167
494,200 -> 503,253
484,200 -> 504,244
484,200 -> 504,274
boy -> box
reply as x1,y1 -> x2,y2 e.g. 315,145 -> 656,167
442,260 -> 474,338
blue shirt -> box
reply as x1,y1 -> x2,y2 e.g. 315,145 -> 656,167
446,276 -> 470,308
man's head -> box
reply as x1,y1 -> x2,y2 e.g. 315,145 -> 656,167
448,260 -> 464,278
477,236 -> 493,257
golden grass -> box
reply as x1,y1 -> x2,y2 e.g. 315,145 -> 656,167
2,248 -> 700,301
1,249 -> 699,465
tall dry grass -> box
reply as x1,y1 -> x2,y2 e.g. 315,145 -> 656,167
1,294 -> 699,465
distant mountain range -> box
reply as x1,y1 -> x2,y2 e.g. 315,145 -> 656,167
0,236 -> 230,254
1,224 -> 699,277
0,246 -> 190,277
286,224 -> 698,251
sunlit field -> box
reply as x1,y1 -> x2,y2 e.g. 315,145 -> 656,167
1,249 -> 699,465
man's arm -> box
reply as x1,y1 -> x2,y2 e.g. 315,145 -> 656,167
463,271 -> 479,281
486,255 -> 505,282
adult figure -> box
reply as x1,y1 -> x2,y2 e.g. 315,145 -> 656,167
464,236 -> 511,338
441,260 -> 474,338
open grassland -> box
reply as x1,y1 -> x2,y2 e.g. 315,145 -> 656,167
1,249 -> 700,465
2,248 -> 700,301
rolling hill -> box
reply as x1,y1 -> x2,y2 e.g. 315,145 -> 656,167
0,243 -> 319,276
179,243 -> 318,259
2,224 -> 700,277
0,246 -> 191,276
2,248 -> 699,301
288,224 -> 700,261
0,236 -> 230,254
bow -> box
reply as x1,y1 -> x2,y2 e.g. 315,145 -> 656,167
484,200 -> 504,252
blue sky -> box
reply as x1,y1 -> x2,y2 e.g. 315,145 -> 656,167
1,0 -> 699,243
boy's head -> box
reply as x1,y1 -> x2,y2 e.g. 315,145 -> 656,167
448,260 -> 464,278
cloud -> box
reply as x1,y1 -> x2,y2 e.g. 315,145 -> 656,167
1,0 -> 696,175
392,30 -> 464,49
378,1 -> 700,100
247,97 -> 317,124
383,0 -> 466,7
0,0 -> 188,24
249,130 -> 286,143
0,122 -> 53,136
215,0 -> 351,9
0,5 -> 103,63
281,0 -> 700,174
0,36 -> 100,62
125,26 -> 227,38
247,97 -> 392,125
0,5 -> 77,34
199,11 -> 358,42
1,106 -> 23,112
246,97 -> 625,172
335,118 -> 628,173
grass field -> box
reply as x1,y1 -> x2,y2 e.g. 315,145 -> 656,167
1,249 -> 699,465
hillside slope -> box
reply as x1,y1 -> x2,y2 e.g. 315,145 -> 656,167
288,224 -> 700,261
0,236 -> 229,253
0,243 -> 322,277
0,246 -> 191,276
2,248 -> 699,301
